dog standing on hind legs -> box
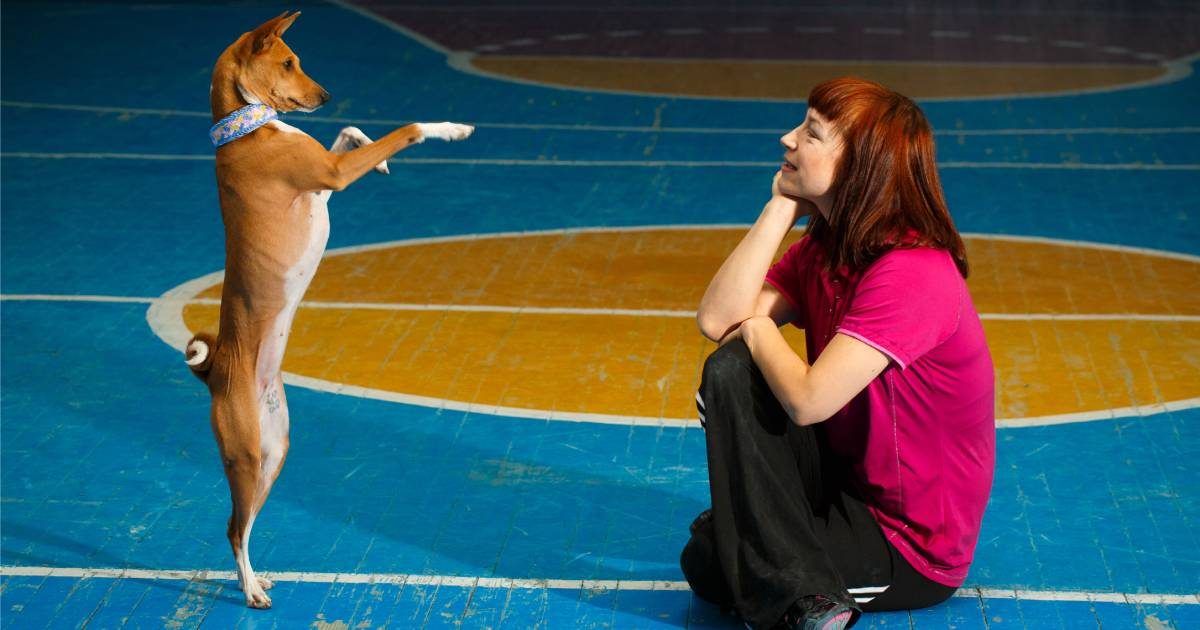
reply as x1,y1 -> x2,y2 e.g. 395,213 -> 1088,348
183,11 -> 473,608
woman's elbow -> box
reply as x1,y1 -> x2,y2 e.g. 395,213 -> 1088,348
783,396 -> 831,427
696,312 -> 726,343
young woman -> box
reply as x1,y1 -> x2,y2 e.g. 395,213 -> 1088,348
684,78 -> 995,630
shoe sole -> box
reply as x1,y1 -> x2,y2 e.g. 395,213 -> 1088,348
814,609 -> 853,630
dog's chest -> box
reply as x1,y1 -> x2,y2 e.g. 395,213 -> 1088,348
282,193 -> 330,304
254,193 -> 329,388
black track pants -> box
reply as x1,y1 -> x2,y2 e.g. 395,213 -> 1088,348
682,340 -> 955,629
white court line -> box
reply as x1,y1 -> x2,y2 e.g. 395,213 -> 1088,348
946,161 -> 1200,170
9,227 -> 1195,430
22,288 -> 1197,430
4,294 -> 1199,323
4,100 -> 1199,136
1,566 -> 1196,605
1,294 -> 158,305
1,152 -> 215,161
3,152 -> 1198,171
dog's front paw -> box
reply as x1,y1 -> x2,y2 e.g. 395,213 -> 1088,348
417,122 -> 474,142
334,126 -> 389,174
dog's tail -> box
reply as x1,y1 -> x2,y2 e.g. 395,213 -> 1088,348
185,332 -> 217,382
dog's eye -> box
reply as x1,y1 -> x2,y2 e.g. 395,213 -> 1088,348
283,58 -> 294,71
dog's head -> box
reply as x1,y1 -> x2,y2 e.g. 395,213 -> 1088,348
235,12 -> 329,113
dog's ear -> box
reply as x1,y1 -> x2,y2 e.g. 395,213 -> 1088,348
272,11 -> 300,37
249,11 -> 300,54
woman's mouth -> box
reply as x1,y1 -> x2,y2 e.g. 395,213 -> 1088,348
781,160 -> 797,172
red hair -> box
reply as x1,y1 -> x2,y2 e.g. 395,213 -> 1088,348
805,77 -> 968,277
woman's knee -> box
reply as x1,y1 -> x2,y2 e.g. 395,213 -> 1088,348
701,338 -> 756,387
699,339 -> 772,433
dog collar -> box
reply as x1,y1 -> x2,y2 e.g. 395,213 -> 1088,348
209,104 -> 278,148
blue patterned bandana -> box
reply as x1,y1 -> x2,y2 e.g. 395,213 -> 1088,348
209,104 -> 278,148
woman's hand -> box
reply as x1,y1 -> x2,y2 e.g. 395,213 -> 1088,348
742,315 -> 775,343
770,170 -> 791,201
770,171 -> 817,224
720,315 -> 774,349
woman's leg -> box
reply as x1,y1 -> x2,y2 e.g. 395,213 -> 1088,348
679,508 -> 734,608
684,340 -> 958,624
688,339 -> 855,629
856,540 -> 957,612
814,482 -> 957,613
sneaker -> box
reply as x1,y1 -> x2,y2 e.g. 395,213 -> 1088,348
780,594 -> 858,630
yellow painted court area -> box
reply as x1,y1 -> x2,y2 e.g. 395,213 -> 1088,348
184,229 -> 1200,423
469,57 -> 1166,99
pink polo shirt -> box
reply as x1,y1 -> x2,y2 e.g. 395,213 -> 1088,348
766,235 -> 995,587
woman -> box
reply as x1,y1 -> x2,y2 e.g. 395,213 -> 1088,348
684,77 -> 995,630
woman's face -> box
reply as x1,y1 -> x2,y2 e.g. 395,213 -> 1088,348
778,109 -> 844,217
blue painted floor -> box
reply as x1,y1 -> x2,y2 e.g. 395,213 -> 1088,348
2,1 -> 1198,628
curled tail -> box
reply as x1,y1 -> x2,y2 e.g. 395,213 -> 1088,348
185,332 -> 217,382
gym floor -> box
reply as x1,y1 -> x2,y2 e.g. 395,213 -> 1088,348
2,1 -> 1197,628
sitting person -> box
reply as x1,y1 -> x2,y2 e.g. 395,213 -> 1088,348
684,77 -> 996,630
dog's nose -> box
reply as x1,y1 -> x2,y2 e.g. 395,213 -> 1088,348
319,90 -> 331,104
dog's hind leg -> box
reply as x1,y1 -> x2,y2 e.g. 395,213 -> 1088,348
247,375 -> 291,593
214,386 -> 275,608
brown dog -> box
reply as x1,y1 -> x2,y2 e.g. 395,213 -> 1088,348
184,11 -> 472,608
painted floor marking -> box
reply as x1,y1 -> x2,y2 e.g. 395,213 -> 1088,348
1,566 -> 1197,605
5,101 -> 1199,136
10,286 -> 1200,431
327,0 -> 1200,104
4,152 -> 1197,171
6,227 -> 1194,430
434,14 -> 1159,63
5,294 -> 1198,323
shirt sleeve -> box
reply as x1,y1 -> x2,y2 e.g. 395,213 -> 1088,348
836,248 -> 962,369
765,237 -> 812,329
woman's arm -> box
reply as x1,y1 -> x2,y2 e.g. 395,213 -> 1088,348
697,175 -> 812,342
738,316 -> 889,425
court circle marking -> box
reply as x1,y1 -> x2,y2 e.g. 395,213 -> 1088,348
146,225 -> 1200,429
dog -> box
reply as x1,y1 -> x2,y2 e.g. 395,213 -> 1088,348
183,11 -> 473,608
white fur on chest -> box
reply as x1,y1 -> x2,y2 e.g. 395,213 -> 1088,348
267,119 -> 305,136
283,193 -> 330,303
255,192 -> 330,390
